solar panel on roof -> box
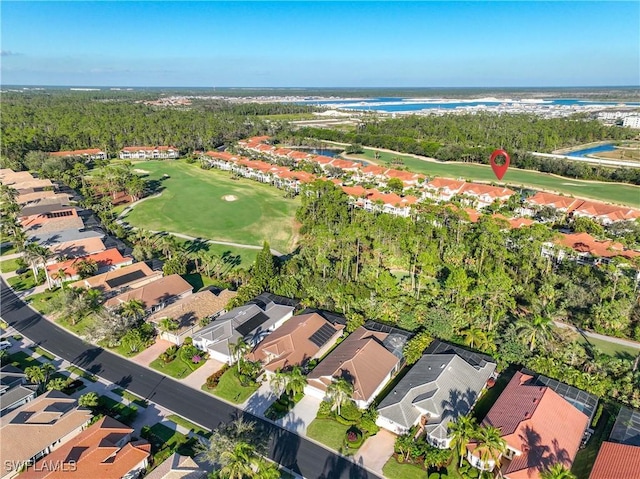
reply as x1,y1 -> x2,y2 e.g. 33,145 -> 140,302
236,311 -> 270,337
308,323 -> 336,348
105,269 -> 147,288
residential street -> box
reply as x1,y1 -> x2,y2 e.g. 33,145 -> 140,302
0,278 -> 382,479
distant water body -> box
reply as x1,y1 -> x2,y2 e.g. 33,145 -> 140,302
299,98 -> 640,113
565,144 -> 616,157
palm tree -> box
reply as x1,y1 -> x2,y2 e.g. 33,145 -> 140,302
41,363 -> 55,383
78,392 -> 99,408
449,415 -> 478,467
23,243 -> 50,284
119,299 -> 146,322
269,369 -> 288,397
461,327 -> 487,349
25,365 -> 46,391
229,337 -> 250,373
158,317 -> 179,333
51,268 -> 68,287
284,366 -> 307,398
253,457 -> 280,479
83,288 -> 104,313
517,314 -> 554,352
219,442 -> 255,479
540,464 -> 577,479
326,376 -> 353,417
474,425 -> 507,471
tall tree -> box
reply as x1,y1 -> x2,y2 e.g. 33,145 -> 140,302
449,415 -> 478,467
326,377 -> 353,417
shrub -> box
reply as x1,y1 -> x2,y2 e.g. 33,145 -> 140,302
592,403 -> 604,427
192,355 -> 202,364
185,157 -> 196,164
183,337 -> 193,346
317,400 -> 332,418
345,426 -> 364,449
205,364 -> 229,389
339,401 -> 362,422
140,425 -> 151,440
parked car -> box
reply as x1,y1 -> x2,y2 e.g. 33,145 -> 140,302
0,340 -> 12,350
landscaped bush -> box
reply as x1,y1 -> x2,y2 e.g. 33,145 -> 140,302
205,364 -> 229,389
345,426 -> 364,449
317,400 -> 333,418
338,400 -> 362,423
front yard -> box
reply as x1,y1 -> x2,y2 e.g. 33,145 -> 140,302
206,366 -> 260,404
142,422 -> 198,472
149,343 -> 208,379
306,418 -> 352,451
0,257 -> 22,273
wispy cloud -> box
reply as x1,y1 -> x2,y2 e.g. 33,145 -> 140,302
1,50 -> 22,57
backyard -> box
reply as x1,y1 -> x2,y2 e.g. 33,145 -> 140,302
122,161 -> 300,253
346,148 -> 640,207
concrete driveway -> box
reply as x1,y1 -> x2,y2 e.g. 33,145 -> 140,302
181,357 -> 225,390
276,394 -> 322,436
134,338 -> 173,366
354,429 -> 396,475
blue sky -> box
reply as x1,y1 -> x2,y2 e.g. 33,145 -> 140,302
1,1 -> 638,87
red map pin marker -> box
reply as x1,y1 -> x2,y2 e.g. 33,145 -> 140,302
490,149 -> 510,180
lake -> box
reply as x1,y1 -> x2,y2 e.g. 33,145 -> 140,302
565,144 -> 616,158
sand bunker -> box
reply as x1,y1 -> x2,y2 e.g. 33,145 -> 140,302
222,195 -> 238,202
133,169 -> 150,174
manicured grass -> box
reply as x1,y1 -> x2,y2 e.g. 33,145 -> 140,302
181,273 -> 232,293
109,341 -> 147,358
350,148 -> 640,207
29,345 -> 55,361
210,367 -> 260,404
8,351 -> 43,370
572,401 -> 619,479
579,336 -> 640,360
382,457 -> 428,479
0,244 -> 17,256
166,414 -> 212,438
123,161 -> 300,252
259,113 -> 317,121
6,272 -> 42,291
306,418 -> 351,451
97,395 -> 138,425
112,387 -> 149,408
176,238 -> 259,270
149,347 -> 207,379
66,365 -> 98,382
56,314 -> 96,338
146,423 -> 198,467
25,289 -> 59,315
0,257 -> 22,273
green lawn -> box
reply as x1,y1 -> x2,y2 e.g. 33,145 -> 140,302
66,365 -> 98,382
149,346 -> 207,379
56,314 -> 96,338
29,345 -> 55,361
6,272 -> 42,291
8,351 -> 44,370
177,238 -> 259,270
166,414 -> 212,438
123,161 -> 300,252
97,395 -> 138,425
382,457 -> 428,479
112,387 -> 149,408
0,244 -> 17,256
0,257 -> 22,273
146,423 -> 198,467
306,418 -> 351,451
579,336 -> 640,360
350,148 -> 640,207
25,289 -> 59,315
209,367 -> 260,404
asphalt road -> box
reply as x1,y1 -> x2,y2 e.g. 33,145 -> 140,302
0,279 -> 380,479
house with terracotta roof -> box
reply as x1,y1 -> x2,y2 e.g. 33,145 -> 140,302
0,390 -> 92,479
385,169 -> 426,187
422,178 -> 466,202
355,164 -> 389,182
589,442 -> 640,479
49,148 -> 106,160
192,293 -> 296,364
376,341 -> 496,447
543,232 -> 640,266
70,261 -> 162,297
306,326 -> 403,409
203,151 -> 240,170
147,289 -> 238,345
522,192 -> 583,217
571,200 -> 640,225
16,191 -> 66,206
23,212 -> 86,241
329,158 -> 361,171
46,248 -> 133,286
271,168 -> 316,192
363,190 -> 419,217
104,274 -> 193,315
19,197 -> 72,219
145,453 -> 206,479
118,146 -> 179,160
48,237 -> 107,260
20,206 -> 81,231
19,416 -> 150,479
248,312 -> 344,374
467,371 -> 589,479
6,179 -> 55,194
458,183 -> 515,208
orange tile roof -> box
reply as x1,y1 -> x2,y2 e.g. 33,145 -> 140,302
46,248 -> 132,276
341,185 -> 369,198
589,441 -> 640,479
20,416 -> 150,479
49,238 -> 107,258
20,207 -> 79,229
246,135 -> 271,143
288,151 -> 312,160
307,327 -> 399,403
573,200 -> 640,222
557,232 -> 640,260
204,151 -> 238,162
459,183 -> 515,199
49,148 -> 104,157
249,313 -> 344,373
274,148 -> 293,156
426,177 -> 466,191
104,274 -> 192,310
385,169 -> 424,182
526,192 -> 583,211
330,159 -> 360,169
255,144 -> 275,152
360,165 -> 388,176
70,262 -> 161,293
313,155 -> 334,164
366,190 -> 418,207
479,371 -> 588,479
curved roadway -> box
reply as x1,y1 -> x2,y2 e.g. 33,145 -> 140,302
0,279 -> 379,479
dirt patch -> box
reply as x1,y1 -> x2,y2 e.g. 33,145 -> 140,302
222,195 -> 238,202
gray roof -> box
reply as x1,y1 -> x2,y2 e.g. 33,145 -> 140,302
610,406 -> 640,446
20,201 -> 73,218
0,385 -> 37,415
31,228 -> 105,246
0,365 -> 25,393
193,296 -> 294,357
377,352 -> 496,438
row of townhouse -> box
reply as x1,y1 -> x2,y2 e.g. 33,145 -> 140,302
203,151 -> 316,192
340,185 -> 419,217
46,146 -> 181,161
422,177 -> 515,208
521,191 -> 640,225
